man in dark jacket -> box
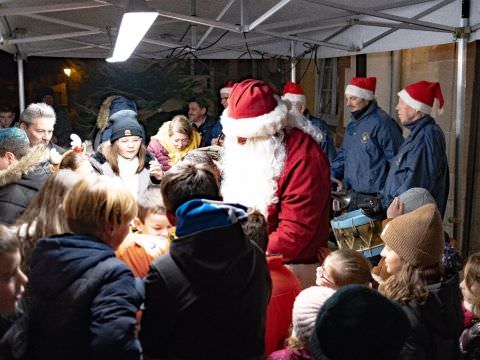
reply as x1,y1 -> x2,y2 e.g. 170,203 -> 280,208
331,77 -> 403,196
140,161 -> 271,360
0,127 -> 51,224
383,81 -> 449,217
188,98 -> 219,147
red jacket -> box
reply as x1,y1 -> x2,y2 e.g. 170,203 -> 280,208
265,255 -> 302,356
267,128 -> 331,264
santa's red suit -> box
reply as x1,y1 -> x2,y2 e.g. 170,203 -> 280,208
221,79 -> 330,265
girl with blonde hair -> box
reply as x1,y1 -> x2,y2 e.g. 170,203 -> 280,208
267,249 -> 374,360
16,169 -> 82,270
148,114 -> 201,171
91,114 -> 163,198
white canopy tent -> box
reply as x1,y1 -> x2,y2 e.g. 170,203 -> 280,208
0,0 -> 478,245
0,0 -> 478,60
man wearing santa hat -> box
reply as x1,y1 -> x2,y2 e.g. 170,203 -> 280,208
281,81 -> 336,164
221,79 -> 330,288
331,77 -> 403,203
211,81 -> 236,145
383,81 -> 449,217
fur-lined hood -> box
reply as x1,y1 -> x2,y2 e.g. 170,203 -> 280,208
96,95 -> 121,131
96,95 -> 138,131
0,145 -> 51,187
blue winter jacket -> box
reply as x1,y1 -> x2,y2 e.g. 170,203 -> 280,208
331,101 -> 403,194
383,115 -> 449,217
306,112 -> 337,165
27,234 -> 144,360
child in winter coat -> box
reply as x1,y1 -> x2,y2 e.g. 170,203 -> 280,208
91,113 -> 163,199
24,175 -> 144,359
116,186 -> 171,277
147,115 -> 201,171
267,249 -> 374,360
460,252 -> 480,359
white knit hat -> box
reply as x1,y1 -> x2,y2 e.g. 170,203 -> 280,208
292,286 -> 335,344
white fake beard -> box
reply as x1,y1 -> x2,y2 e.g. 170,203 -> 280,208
221,133 -> 286,217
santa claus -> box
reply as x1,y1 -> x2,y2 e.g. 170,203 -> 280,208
220,79 -> 330,287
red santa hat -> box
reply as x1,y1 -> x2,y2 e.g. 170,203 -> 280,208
220,80 -> 236,95
221,79 -> 289,138
345,77 -> 376,100
398,81 -> 444,114
281,81 -> 306,104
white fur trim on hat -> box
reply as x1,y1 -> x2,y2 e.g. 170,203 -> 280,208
220,97 -> 289,138
220,87 -> 233,95
345,84 -> 374,101
398,89 -> 432,114
282,93 -> 306,104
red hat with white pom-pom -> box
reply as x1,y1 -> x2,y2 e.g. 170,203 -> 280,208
398,81 -> 444,115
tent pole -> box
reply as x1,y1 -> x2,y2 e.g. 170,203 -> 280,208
290,40 -> 296,82
17,56 -> 25,113
454,0 -> 469,248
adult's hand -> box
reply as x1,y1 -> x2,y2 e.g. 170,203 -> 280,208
387,197 -> 405,219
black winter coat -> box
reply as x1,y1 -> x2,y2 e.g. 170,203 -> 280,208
26,234 -> 144,360
399,273 -> 464,360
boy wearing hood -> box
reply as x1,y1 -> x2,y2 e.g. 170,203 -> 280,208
140,161 -> 271,360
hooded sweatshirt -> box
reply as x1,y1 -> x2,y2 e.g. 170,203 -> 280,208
140,199 -> 272,360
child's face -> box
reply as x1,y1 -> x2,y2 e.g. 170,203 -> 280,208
138,211 -> 170,236
0,250 -> 27,315
116,136 -> 142,160
316,257 -> 336,288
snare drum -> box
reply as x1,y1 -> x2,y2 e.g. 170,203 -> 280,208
330,209 -> 384,258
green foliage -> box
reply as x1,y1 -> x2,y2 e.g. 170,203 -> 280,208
70,59 -> 212,140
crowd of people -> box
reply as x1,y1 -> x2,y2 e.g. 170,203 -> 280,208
0,76 -> 474,360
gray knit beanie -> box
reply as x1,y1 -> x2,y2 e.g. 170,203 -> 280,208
398,187 -> 436,214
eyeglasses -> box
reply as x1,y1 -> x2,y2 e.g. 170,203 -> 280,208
317,265 -> 335,286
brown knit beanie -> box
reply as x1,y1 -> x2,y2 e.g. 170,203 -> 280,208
380,203 -> 443,268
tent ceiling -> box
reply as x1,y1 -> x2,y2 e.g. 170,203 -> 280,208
0,0 -> 478,60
